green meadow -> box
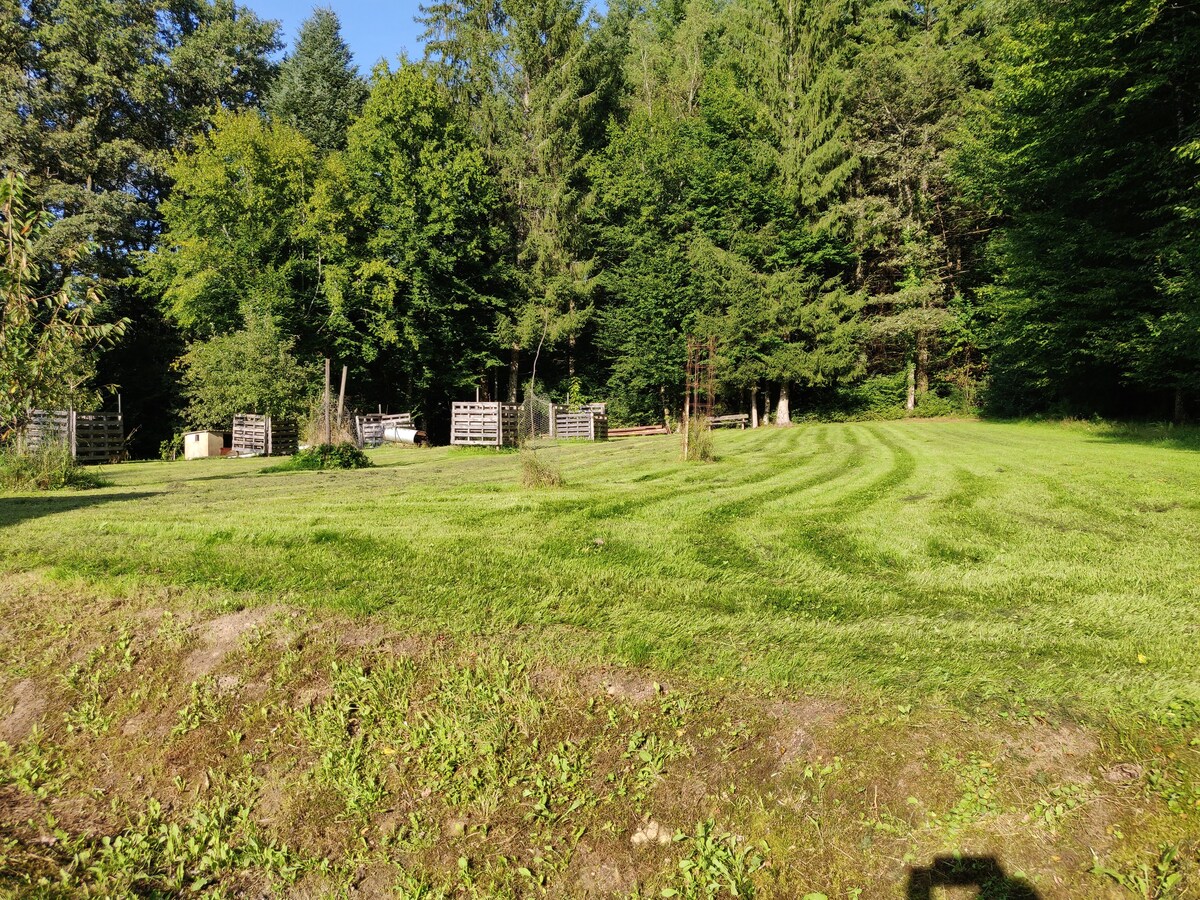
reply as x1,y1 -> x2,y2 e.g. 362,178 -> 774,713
2,420 -> 1199,897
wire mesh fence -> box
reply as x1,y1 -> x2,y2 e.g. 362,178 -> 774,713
517,391 -> 554,446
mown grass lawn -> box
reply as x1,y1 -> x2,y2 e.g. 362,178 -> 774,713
2,419 -> 1199,898
4,419 -> 1199,716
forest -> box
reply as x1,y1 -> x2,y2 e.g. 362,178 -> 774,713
2,0 -> 1198,452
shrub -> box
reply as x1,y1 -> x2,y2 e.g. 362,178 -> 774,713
520,448 -> 563,487
264,442 -> 373,473
159,433 -> 184,461
0,444 -> 107,490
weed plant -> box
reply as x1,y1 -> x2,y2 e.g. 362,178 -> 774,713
683,418 -> 714,462
0,442 -> 106,490
263,442 -> 372,472
520,447 -> 564,487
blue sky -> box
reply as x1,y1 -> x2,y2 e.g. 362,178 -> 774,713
249,0 -> 428,72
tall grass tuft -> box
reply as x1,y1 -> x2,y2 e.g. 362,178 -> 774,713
520,448 -> 564,488
301,398 -> 356,447
0,443 -> 106,490
684,417 -> 715,462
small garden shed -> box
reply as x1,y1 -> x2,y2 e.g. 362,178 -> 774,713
183,431 -> 224,459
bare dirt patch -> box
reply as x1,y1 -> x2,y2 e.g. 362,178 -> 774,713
183,606 -> 280,676
0,679 -> 48,744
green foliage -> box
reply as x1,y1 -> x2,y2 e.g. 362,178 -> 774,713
266,8 -> 367,153
318,64 -> 508,419
1,0 -> 280,456
159,433 -> 185,462
683,418 -> 714,462
147,111 -> 324,340
661,819 -> 766,899
0,444 -> 106,491
178,317 -> 316,431
265,443 -> 373,473
964,0 -> 1200,418
0,172 -> 127,440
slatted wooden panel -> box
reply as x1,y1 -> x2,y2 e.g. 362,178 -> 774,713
73,413 -> 125,464
27,410 -> 124,464
707,414 -> 749,429
231,414 -> 297,456
553,410 -> 608,441
451,402 -> 519,447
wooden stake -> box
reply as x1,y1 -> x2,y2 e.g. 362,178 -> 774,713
336,365 -> 348,422
323,358 -> 331,445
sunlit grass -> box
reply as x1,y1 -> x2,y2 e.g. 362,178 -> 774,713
2,419 -> 1198,721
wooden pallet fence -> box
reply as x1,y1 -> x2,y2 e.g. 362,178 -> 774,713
355,413 -> 414,448
609,424 -> 670,437
231,414 -> 298,457
450,402 -> 519,447
26,410 -> 125,464
553,409 -> 608,441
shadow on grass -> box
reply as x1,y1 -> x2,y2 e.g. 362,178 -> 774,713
1088,422 -> 1200,452
0,492 -> 161,529
907,856 -> 1040,899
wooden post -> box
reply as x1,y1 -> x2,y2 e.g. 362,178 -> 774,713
323,358 -> 331,445
549,403 -> 556,439
336,365 -> 348,422
266,414 -> 272,457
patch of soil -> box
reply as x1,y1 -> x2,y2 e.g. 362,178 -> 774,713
0,679 -> 48,744
183,607 -> 280,677
1004,721 -> 1099,781
582,669 -> 667,704
763,698 -> 845,772
566,845 -> 635,897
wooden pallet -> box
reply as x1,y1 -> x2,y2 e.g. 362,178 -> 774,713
553,410 -> 608,441
356,413 -> 415,447
26,410 -> 124,464
231,414 -> 298,456
450,402 -> 519,447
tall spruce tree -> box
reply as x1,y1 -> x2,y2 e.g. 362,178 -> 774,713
843,0 -> 995,411
266,8 -> 367,153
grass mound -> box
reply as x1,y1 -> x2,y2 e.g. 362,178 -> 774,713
0,444 -> 107,490
263,442 -> 372,473
520,447 -> 564,487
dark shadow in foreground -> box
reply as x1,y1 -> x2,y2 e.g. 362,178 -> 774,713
0,492 -> 161,529
907,856 -> 1040,899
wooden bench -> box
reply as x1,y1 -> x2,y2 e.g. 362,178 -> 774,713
609,424 -> 670,438
707,414 -> 749,429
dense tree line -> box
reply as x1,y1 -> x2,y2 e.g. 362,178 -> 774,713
2,0 -> 1197,451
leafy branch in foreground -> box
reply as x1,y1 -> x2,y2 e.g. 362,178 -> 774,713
1,172 -> 127,442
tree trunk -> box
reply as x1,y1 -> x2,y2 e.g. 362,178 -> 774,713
916,331 -> 930,397
660,385 -> 670,430
1175,386 -> 1186,425
776,382 -> 792,426
507,344 -> 519,403
750,385 -> 759,428
906,362 -> 916,411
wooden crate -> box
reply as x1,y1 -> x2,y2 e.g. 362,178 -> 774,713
26,410 -> 124,464
451,402 -> 519,447
231,414 -> 298,456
